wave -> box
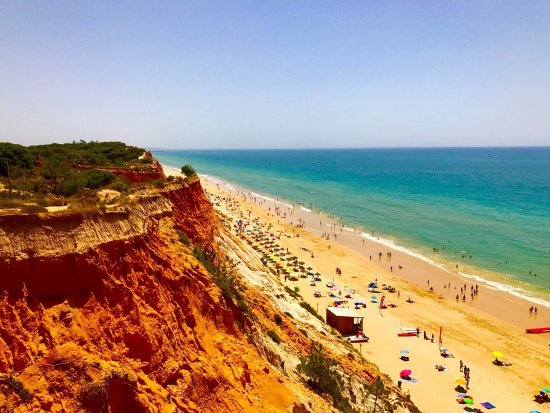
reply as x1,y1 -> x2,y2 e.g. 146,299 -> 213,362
190,167 -> 550,308
360,232 -> 450,273
459,271 -> 550,308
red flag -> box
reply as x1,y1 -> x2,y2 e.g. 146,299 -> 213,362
439,326 -> 443,347
379,295 -> 385,311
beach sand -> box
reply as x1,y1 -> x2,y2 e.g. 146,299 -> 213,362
167,166 -> 549,412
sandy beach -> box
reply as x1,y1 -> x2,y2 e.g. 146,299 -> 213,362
166,165 -> 549,413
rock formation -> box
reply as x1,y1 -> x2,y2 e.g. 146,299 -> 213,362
0,172 -> 419,412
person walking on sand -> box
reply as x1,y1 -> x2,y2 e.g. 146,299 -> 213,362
460,360 -> 463,372
456,294 -> 459,302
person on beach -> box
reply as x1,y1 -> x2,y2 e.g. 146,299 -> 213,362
460,360 -> 463,372
456,294 -> 459,302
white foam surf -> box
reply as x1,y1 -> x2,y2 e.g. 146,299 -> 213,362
459,271 -> 550,308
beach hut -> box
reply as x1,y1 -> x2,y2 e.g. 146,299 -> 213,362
326,307 -> 364,335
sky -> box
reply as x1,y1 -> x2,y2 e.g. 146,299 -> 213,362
1,1 -> 549,149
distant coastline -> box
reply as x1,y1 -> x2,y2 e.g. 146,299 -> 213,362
157,147 -> 550,309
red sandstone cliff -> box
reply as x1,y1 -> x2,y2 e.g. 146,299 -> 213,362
0,176 -> 419,413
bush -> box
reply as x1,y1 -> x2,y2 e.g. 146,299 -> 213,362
266,330 -> 281,344
110,180 -> 128,193
2,375 -> 31,402
284,286 -> 299,299
193,245 -> 248,312
181,164 -> 196,177
0,143 -> 33,176
61,170 -> 117,196
299,302 -> 323,321
177,230 -> 190,246
80,381 -> 108,409
297,345 -> 356,413
21,204 -> 47,214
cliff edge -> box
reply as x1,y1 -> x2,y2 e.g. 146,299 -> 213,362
0,171 -> 419,412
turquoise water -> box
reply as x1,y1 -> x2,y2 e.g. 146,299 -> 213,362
154,148 -> 550,303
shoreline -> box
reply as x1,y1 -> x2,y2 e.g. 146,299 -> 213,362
182,167 -> 549,413
166,164 -> 549,318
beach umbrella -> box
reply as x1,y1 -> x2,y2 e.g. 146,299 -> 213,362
541,388 -> 550,393
530,411 -> 541,413
455,378 -> 467,385
440,347 -> 448,353
492,350 -> 503,359
462,398 -> 474,405
400,369 -> 412,378
368,282 -> 377,287
400,350 -> 409,355
371,295 -> 377,299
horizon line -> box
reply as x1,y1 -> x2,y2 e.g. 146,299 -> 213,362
149,145 -> 550,151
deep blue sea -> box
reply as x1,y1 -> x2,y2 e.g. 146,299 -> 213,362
154,148 -> 550,305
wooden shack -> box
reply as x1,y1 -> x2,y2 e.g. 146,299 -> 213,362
325,307 -> 364,335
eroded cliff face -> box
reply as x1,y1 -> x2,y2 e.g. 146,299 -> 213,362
0,177 -> 418,413
0,179 -> 300,412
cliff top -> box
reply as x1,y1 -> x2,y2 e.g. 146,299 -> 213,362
0,141 -> 170,215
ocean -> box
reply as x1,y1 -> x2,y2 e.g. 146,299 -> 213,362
153,147 -> 550,306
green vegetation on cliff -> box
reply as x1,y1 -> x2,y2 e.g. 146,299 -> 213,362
0,141 -> 167,213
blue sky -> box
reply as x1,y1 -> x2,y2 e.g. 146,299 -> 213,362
1,1 -> 549,149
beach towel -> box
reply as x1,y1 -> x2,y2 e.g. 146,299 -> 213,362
481,402 -> 496,409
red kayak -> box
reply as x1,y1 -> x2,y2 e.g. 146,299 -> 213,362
525,327 -> 550,334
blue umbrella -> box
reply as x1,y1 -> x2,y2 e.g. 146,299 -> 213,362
400,350 -> 409,355
368,282 -> 377,287
371,295 -> 377,299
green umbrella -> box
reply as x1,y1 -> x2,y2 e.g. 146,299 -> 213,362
463,398 -> 474,405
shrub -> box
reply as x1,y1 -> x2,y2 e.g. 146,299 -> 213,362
266,329 -> 281,344
193,245 -> 248,312
0,143 -> 33,177
284,286 -> 299,299
110,180 -> 128,193
177,230 -> 190,246
61,170 -> 116,196
21,204 -> 47,214
80,381 -> 108,410
299,302 -> 323,321
2,375 -> 31,402
297,345 -> 356,413
181,164 -> 196,177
